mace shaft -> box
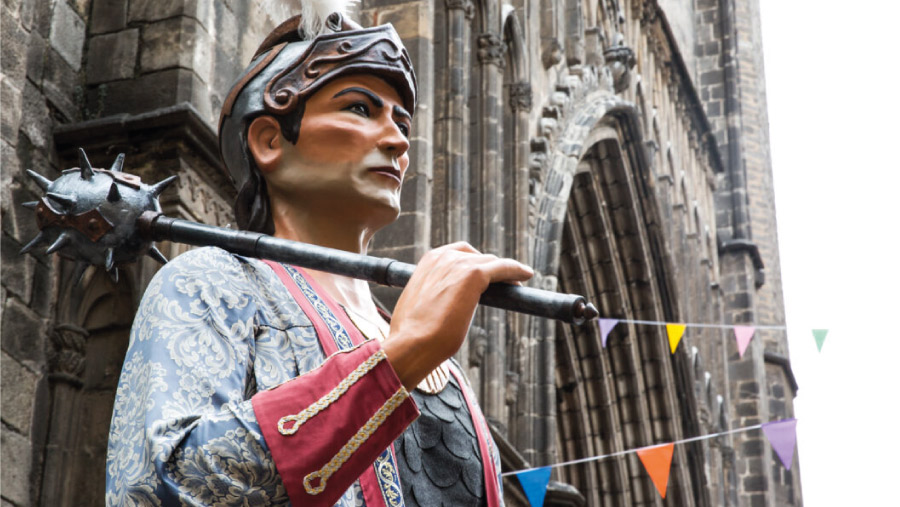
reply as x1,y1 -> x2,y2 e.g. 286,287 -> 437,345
141,212 -> 598,325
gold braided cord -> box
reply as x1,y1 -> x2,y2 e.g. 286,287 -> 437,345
278,349 -> 387,435
303,387 -> 410,495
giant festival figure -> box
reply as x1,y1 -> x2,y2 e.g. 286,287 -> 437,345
104,3 -> 535,506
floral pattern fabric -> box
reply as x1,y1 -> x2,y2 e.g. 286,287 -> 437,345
106,247 -> 364,506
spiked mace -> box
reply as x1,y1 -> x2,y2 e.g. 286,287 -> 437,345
20,150 -> 599,325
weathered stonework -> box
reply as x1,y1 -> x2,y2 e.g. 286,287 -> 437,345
1,1 -> 796,505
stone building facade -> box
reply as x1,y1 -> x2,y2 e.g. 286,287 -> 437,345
1,0 -> 800,505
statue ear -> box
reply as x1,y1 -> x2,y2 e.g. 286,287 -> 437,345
247,116 -> 283,174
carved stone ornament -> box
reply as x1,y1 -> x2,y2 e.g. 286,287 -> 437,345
603,33 -> 636,93
468,325 -> 488,367
477,33 -> 507,67
49,324 -> 89,385
542,38 -> 563,69
445,0 -> 475,19
508,82 -> 533,112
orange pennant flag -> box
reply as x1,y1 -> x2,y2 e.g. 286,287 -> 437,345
666,324 -> 686,354
637,443 -> 675,499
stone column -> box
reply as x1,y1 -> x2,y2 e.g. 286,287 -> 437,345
38,324 -> 89,506
434,0 -> 474,369
473,27 -> 510,428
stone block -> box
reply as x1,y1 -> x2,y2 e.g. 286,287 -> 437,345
1,7 -> 28,84
30,262 -> 52,316
0,426 -> 32,505
90,0 -> 127,34
1,232 -> 35,302
141,17 -> 213,84
85,68 -> 184,118
85,29 -> 139,84
1,351 -> 37,433
128,0 -> 184,22
0,79 -> 22,145
20,81 -> 51,151
1,297 -> 44,365
42,47 -> 80,121
25,30 -> 47,84
362,1 -> 431,40
49,0 -> 86,70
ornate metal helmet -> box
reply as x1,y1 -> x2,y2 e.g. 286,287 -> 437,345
218,13 -> 417,233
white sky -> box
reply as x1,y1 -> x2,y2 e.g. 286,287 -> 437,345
760,0 -> 900,504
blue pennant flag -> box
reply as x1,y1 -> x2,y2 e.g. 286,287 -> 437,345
516,467 -> 552,507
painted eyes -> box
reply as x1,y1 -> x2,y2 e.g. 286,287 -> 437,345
346,102 -> 370,117
344,102 -> 410,138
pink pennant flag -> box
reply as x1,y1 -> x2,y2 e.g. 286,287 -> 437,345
762,418 -> 798,470
599,319 -> 619,348
734,326 -> 756,358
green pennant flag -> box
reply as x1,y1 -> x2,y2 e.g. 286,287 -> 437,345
812,329 -> 828,352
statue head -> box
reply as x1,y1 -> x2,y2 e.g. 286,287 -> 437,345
218,12 -> 417,233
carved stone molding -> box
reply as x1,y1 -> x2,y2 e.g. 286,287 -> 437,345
468,325 -> 488,367
541,38 -> 563,69
603,33 -> 636,93
49,323 -> 89,386
477,33 -> 507,67
445,0 -> 475,19
508,82 -> 533,112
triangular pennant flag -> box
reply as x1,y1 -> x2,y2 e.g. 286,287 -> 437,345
734,325 -> 756,358
516,467 -> 552,507
637,443 -> 675,499
762,418 -> 798,470
666,324 -> 686,354
599,318 -> 619,348
812,329 -> 828,352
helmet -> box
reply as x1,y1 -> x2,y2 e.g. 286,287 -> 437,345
218,13 -> 417,233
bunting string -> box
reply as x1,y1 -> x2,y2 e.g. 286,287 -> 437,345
502,422 -> 767,477
617,318 -> 786,330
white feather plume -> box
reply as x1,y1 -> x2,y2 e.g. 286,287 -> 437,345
260,0 -> 358,37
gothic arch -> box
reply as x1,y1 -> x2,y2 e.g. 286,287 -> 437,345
38,262 -> 140,505
518,83 -> 709,503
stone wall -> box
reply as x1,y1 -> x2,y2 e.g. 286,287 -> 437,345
0,0 -> 797,505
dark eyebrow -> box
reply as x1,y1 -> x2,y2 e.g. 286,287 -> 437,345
393,105 -> 412,122
332,87 -> 384,108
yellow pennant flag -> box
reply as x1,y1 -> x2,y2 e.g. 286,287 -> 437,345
666,324 -> 686,354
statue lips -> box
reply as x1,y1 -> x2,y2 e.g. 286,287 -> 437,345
368,165 -> 402,185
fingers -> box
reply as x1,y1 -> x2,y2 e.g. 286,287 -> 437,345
475,257 -> 534,284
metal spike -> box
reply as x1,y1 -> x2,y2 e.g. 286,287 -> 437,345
107,182 -> 121,202
105,248 -> 115,271
109,267 -> 119,283
149,175 -> 178,197
47,192 -> 77,207
110,153 -> 125,172
78,148 -> 94,180
25,169 -> 53,191
46,232 -> 71,254
19,232 -> 45,255
21,201 -> 39,209
147,245 -> 168,265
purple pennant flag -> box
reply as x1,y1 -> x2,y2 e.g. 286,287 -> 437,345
762,418 -> 798,470
516,467 -> 552,507
599,319 -> 619,348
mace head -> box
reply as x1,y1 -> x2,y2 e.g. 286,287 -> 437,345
20,149 -> 174,281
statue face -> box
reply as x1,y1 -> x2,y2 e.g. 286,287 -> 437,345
266,74 -> 412,223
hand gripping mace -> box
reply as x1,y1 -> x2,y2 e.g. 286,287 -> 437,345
19,150 -> 599,325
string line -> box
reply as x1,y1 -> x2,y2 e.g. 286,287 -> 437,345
501,423 -> 764,477
612,318 -> 787,330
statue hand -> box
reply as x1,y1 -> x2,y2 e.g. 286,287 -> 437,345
382,242 -> 533,389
